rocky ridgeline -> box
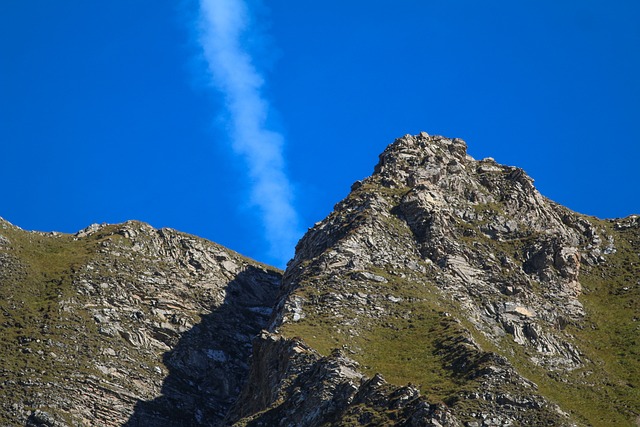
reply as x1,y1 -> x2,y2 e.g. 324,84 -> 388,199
1,133 -> 638,426
235,133 -> 637,426
0,219 -> 280,426
282,133 -> 602,367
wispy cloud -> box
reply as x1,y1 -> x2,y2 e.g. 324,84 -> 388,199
196,0 -> 300,266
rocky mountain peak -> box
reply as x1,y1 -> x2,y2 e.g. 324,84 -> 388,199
372,132 -> 579,240
1,133 -> 638,426
264,133 -> 637,426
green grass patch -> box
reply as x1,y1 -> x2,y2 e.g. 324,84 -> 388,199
468,218 -> 640,427
281,264 -> 478,406
356,305 -> 464,402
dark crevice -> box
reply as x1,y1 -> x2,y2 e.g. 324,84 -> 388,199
123,266 -> 281,427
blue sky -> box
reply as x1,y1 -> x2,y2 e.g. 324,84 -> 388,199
1,1 -> 639,268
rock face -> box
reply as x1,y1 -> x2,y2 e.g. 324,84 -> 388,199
234,133 -> 638,426
225,331 -> 461,427
0,219 -> 280,426
1,132 -> 639,426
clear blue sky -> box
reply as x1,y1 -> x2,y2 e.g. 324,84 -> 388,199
1,1 -> 639,267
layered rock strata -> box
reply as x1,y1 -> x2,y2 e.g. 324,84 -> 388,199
232,133 -> 636,426
1,132 -> 638,427
0,219 -> 280,426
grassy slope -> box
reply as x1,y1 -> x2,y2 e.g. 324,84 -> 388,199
0,222 -> 166,424
0,223 -> 94,424
2,208 -> 638,426
280,187 -> 640,425
493,218 -> 640,426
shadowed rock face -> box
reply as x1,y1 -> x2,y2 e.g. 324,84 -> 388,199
2,132 -> 639,427
224,331 -> 462,427
0,219 -> 280,426
123,266 -> 280,427
236,134 -> 638,426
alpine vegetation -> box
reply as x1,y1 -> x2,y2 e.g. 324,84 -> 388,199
0,133 -> 638,426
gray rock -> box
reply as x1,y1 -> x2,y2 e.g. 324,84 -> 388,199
1,132 -> 637,427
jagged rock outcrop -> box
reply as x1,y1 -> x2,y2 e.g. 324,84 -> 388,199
280,133 -> 598,368
235,133 -> 638,426
1,132 -> 638,427
225,331 -> 460,427
0,218 -> 280,426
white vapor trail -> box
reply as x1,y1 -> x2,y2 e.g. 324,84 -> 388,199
197,0 -> 301,266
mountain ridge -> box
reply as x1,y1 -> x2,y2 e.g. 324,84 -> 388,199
1,132 -> 638,426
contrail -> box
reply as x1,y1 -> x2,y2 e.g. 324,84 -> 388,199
197,0 -> 301,266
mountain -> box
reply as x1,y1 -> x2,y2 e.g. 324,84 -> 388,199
1,133 -> 638,426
